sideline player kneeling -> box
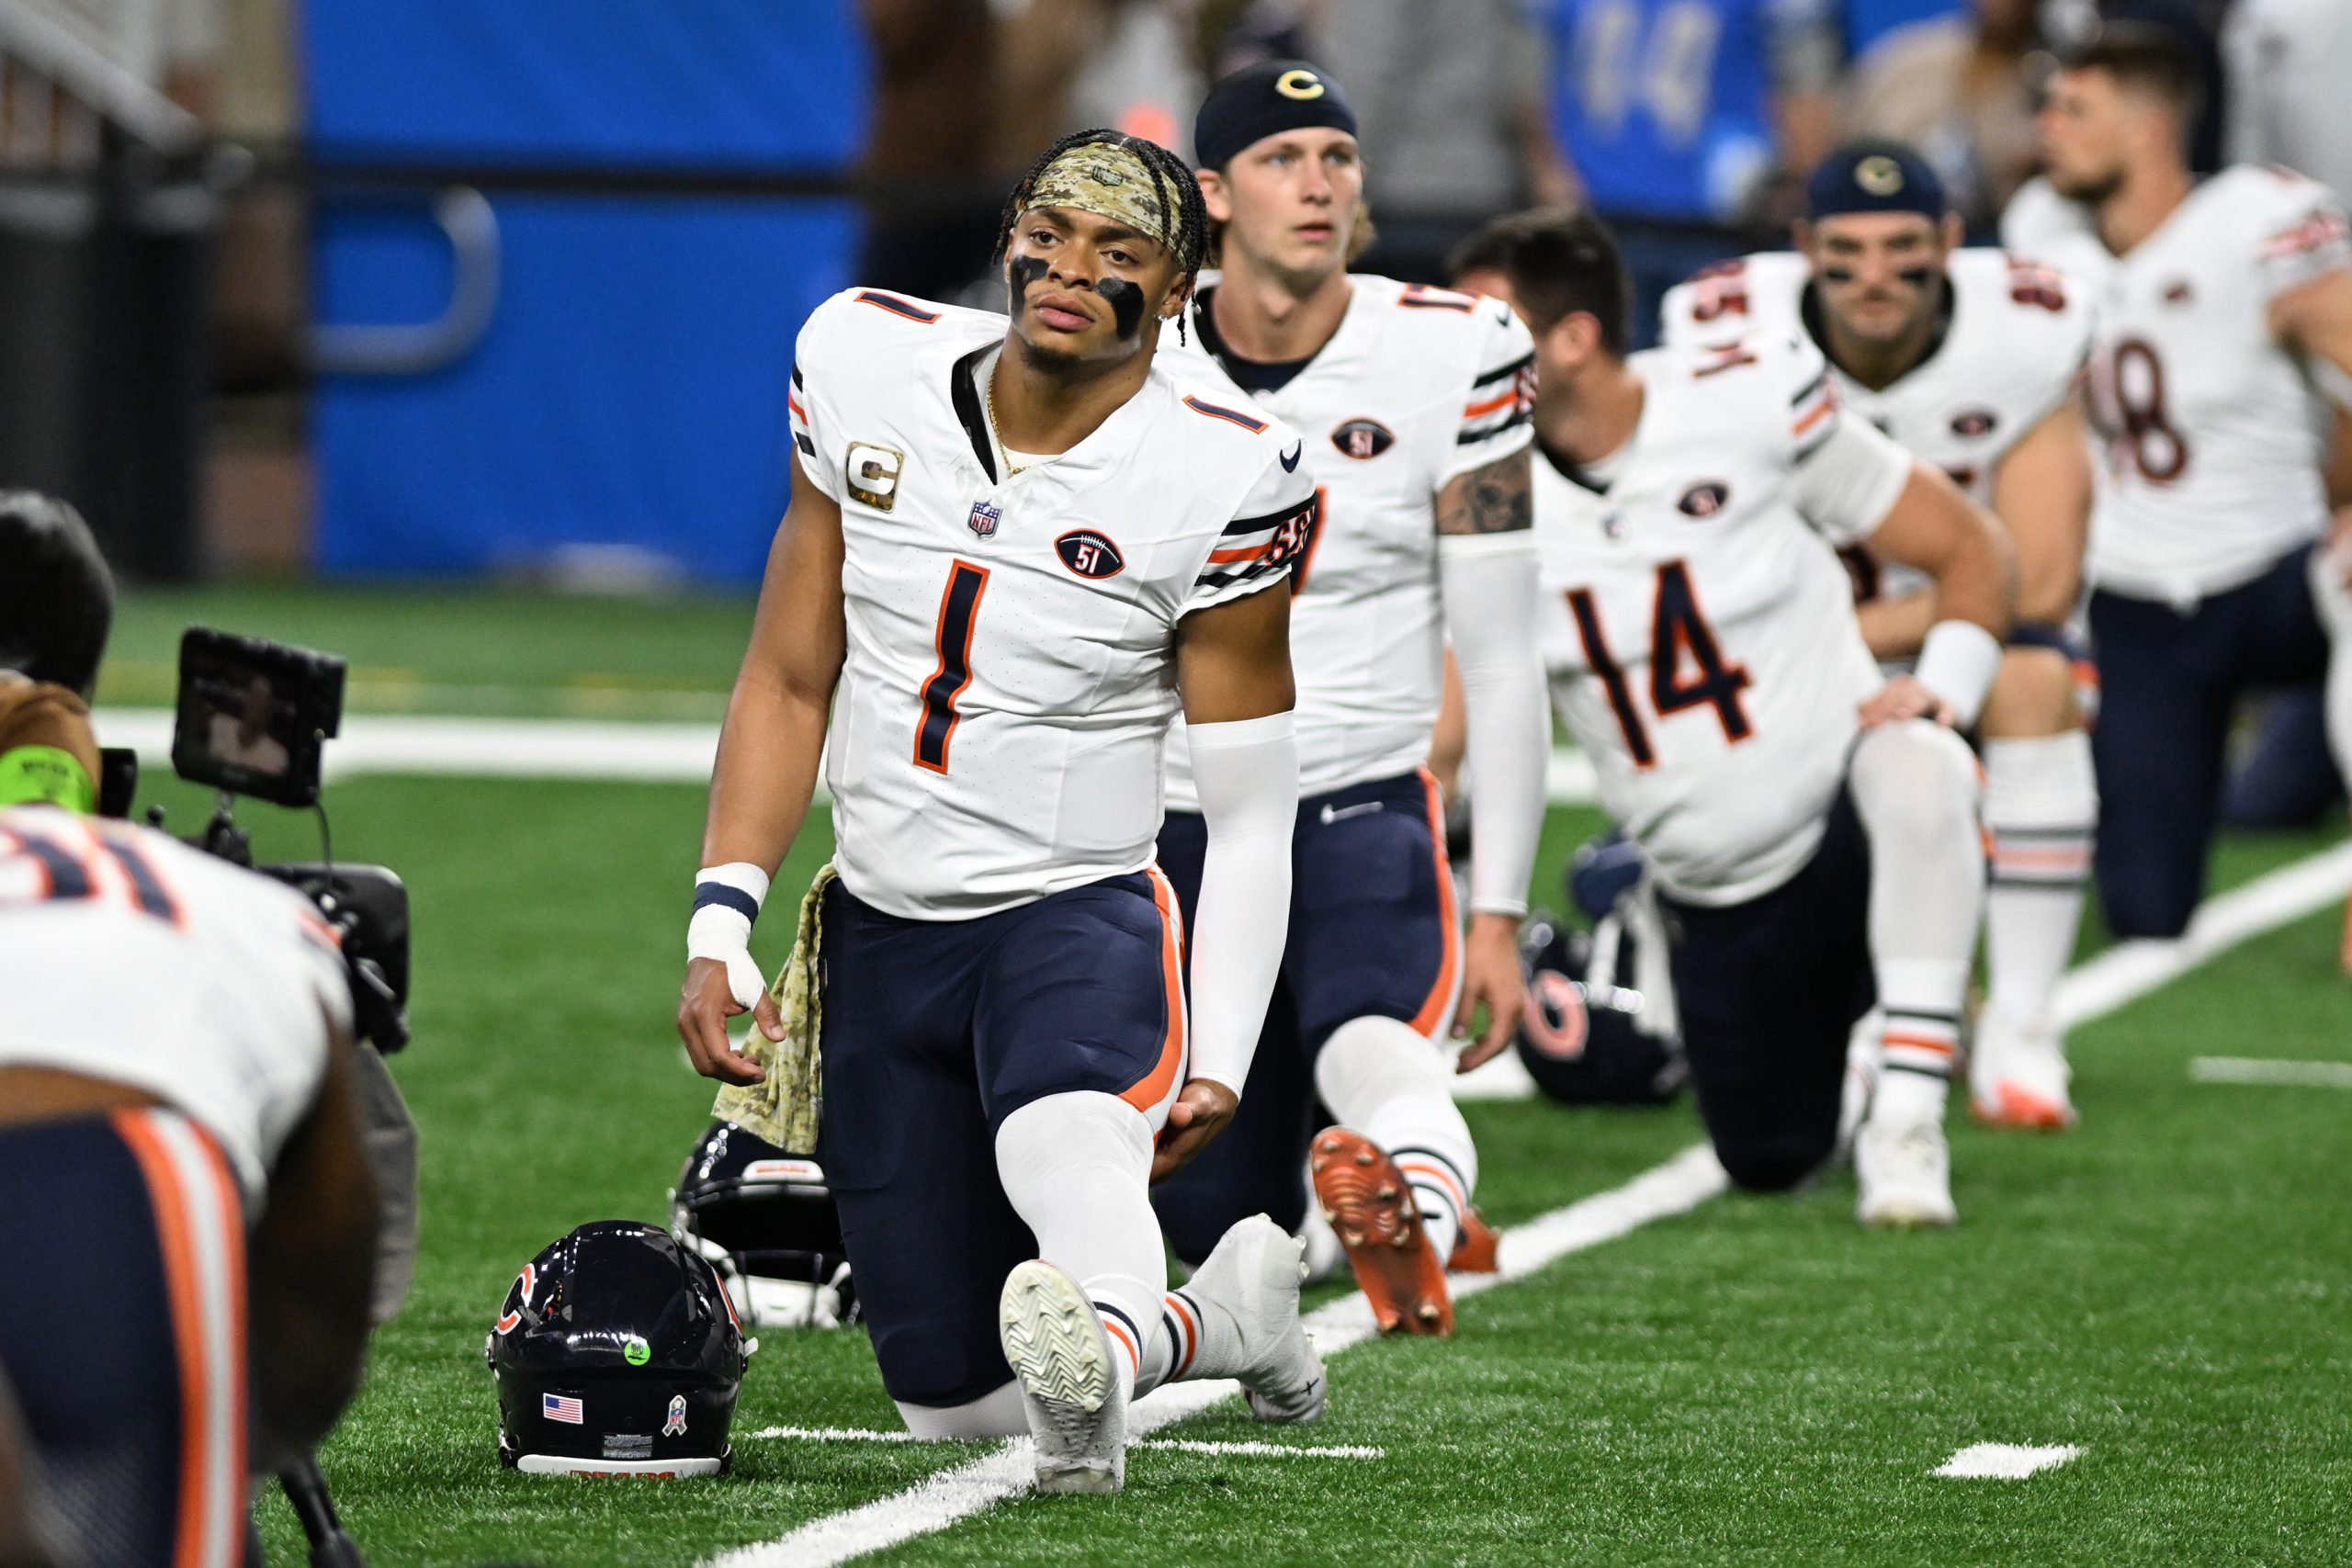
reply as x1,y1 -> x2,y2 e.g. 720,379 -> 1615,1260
678,132 -> 1326,1495
1454,211 -> 2016,1226
1662,141 -> 2099,1129
0,680 -> 378,1564
1151,62 -> 1550,1334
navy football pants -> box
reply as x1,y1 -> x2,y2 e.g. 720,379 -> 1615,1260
1658,788 -> 1876,1192
1150,769 -> 1459,1266
0,1110 -> 248,1568
2089,545 -> 2335,938
816,872 -> 1186,1408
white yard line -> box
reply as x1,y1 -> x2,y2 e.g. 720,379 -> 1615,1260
746,1427 -> 1382,1461
707,840 -> 2352,1567
706,1145 -> 1728,1568
2052,841 -> 2352,1029
2188,1056 -> 2352,1089
1934,1443 -> 2084,1480
91,707 -> 1605,803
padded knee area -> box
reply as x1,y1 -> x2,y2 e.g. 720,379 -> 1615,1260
1714,1129 -> 1836,1194
1313,1015 -> 1452,1123
1849,720 -> 1980,849
994,1090 -> 1155,1253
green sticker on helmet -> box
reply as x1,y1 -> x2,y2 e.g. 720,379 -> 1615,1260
624,1337 -> 650,1366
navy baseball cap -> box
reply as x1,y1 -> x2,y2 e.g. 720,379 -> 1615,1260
1804,141 -> 1947,220
1193,60 -> 1358,171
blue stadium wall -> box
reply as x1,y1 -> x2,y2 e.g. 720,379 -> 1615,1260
305,1 -> 867,582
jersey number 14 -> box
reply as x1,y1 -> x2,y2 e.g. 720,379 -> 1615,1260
1566,559 -> 1753,766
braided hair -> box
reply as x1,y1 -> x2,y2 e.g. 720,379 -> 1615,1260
995,130 -> 1210,344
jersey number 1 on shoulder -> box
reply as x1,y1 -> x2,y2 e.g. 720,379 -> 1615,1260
1566,559 -> 1752,767
915,561 -> 990,774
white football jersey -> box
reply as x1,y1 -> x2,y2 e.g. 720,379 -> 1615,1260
1661,248 -> 2091,507
2003,167 -> 2352,604
1161,276 -> 1536,805
788,288 -> 1316,919
0,807 -> 351,1207
1535,336 -> 1912,905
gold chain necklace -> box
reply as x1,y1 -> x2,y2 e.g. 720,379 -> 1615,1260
981,367 -> 1029,479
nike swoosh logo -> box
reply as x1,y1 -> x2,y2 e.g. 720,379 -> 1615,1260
1280,442 -> 1303,472
1320,800 -> 1385,825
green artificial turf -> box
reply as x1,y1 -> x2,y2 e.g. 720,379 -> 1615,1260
198,765 -> 2346,1567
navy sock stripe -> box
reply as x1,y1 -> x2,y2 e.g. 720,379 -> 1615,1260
1882,1059 -> 1951,1079
1883,1008 -> 1960,1026
1987,825 -> 2097,840
1095,1300 -> 1142,1349
1385,1145 -> 1468,1184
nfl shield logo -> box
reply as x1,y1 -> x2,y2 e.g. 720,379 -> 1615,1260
968,499 -> 1002,539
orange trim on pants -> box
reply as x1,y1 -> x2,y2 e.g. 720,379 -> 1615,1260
111,1110 -> 245,1568
1408,768 -> 1464,1038
1120,865 -> 1190,1116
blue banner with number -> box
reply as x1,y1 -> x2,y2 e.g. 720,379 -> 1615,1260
305,2 -> 868,582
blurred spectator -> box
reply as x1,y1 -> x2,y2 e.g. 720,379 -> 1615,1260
1297,0 -> 1582,282
1843,0 -> 2046,231
1537,0 -> 1840,343
998,0 -> 1208,163
855,0 -> 1011,300
2224,0 -> 2352,198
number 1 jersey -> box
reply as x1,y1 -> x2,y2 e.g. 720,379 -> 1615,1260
1534,335 -> 1912,905
787,288 -> 1316,920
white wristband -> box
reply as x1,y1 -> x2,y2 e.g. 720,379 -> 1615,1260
690,863 -> 773,1010
1913,620 -> 2003,729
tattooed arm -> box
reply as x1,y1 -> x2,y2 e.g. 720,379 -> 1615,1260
1436,450 -> 1535,536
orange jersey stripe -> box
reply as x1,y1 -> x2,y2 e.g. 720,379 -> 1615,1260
1461,388 -> 1519,421
1408,768 -> 1463,1038
1206,537 -> 1276,566
1792,395 -> 1836,437
1120,868 -> 1189,1116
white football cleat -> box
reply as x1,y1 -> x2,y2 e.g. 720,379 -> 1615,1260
999,1259 -> 1125,1494
1968,1010 -> 2077,1131
1183,1215 -> 1327,1423
1854,1111 -> 1956,1229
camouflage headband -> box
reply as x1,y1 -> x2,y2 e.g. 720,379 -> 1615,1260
1023,141 -> 1190,258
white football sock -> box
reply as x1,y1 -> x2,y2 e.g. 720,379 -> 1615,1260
1313,1015 -> 1478,1264
994,1091 -> 1168,1402
1849,722 -> 1984,1105
2308,541 -> 2352,783
1982,733 -> 2097,1029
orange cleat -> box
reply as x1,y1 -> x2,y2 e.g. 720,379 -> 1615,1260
1448,1206 -> 1500,1274
1309,1128 -> 1453,1336
1969,1082 -> 2077,1132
